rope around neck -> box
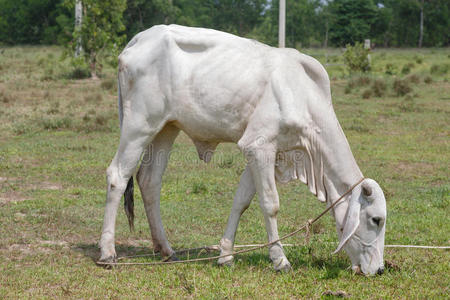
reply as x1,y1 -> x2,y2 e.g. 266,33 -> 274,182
97,178 -> 366,266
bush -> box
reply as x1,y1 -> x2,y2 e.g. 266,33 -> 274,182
424,76 -> 432,84
385,63 -> 396,75
362,89 -> 372,99
401,63 -> 415,75
406,74 -> 420,84
413,55 -> 423,64
430,63 -> 449,75
372,79 -> 387,97
393,79 -> 412,96
66,57 -> 90,80
343,43 -> 371,74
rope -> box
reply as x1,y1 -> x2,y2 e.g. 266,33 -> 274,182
96,177 -> 449,267
97,177 -> 365,267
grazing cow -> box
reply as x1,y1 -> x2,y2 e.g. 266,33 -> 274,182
99,25 -> 387,275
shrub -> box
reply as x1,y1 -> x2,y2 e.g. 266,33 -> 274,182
393,79 -> 412,96
430,63 -> 449,75
413,55 -> 423,64
372,79 -> 387,97
362,89 -> 372,99
406,74 -> 420,84
66,57 -> 90,79
355,75 -> 371,86
343,43 -> 371,74
0,89 -> 12,103
424,76 -> 432,84
385,63 -> 396,75
401,63 -> 414,75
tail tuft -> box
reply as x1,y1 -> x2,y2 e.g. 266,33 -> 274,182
124,177 -> 135,232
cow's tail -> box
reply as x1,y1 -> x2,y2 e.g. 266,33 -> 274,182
118,74 -> 135,232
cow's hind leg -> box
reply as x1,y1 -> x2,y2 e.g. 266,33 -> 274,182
245,144 -> 291,272
218,165 -> 256,266
137,124 -> 180,259
99,118 -> 162,263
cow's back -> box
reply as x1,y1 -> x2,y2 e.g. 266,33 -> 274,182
118,25 -> 332,145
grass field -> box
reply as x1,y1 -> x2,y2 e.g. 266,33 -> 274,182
0,46 -> 449,298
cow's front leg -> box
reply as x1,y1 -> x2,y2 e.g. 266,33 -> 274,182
218,165 -> 256,266
246,144 -> 291,272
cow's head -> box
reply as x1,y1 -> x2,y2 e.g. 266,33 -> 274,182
333,178 -> 386,275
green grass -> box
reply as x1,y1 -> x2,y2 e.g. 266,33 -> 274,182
0,46 -> 449,298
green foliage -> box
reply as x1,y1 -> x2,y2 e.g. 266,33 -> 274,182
430,63 -> 449,75
343,42 -> 371,73
64,0 -> 126,78
329,0 -> 378,46
385,63 -> 397,75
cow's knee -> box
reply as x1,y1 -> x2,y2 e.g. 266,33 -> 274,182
106,164 -> 127,192
259,195 -> 279,217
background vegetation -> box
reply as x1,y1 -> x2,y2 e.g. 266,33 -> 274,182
0,0 -> 449,48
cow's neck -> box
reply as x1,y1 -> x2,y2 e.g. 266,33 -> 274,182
306,107 -> 363,230
301,106 -> 363,203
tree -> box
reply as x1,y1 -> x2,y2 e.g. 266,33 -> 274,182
65,0 -> 127,79
329,0 -> 377,46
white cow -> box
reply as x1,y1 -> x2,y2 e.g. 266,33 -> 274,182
99,24 -> 387,275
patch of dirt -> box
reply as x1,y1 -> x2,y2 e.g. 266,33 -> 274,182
394,161 -> 435,177
0,177 -> 63,205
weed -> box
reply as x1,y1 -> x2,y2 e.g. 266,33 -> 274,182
40,116 -> 73,130
345,118 -> 370,133
218,156 -> 234,168
192,182 -> 207,194
393,79 -> 412,96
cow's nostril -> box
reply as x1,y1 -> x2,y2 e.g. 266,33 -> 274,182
377,267 -> 385,275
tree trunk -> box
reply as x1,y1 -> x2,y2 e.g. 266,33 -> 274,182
279,0 -> 286,48
75,0 -> 83,57
90,52 -> 98,80
418,0 -> 424,48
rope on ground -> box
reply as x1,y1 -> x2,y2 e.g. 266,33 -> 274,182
96,177 -> 448,267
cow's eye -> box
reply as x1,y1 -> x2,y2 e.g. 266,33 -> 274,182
370,217 -> 382,227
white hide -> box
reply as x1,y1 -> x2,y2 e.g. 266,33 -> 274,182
99,25 -> 387,275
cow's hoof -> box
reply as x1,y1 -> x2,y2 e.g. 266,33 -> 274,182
97,255 -> 117,269
273,257 -> 291,273
217,255 -> 234,267
163,254 -> 179,262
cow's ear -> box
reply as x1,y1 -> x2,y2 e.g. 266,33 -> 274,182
333,186 -> 361,254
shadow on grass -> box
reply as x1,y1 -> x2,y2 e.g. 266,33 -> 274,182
73,243 -> 348,276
